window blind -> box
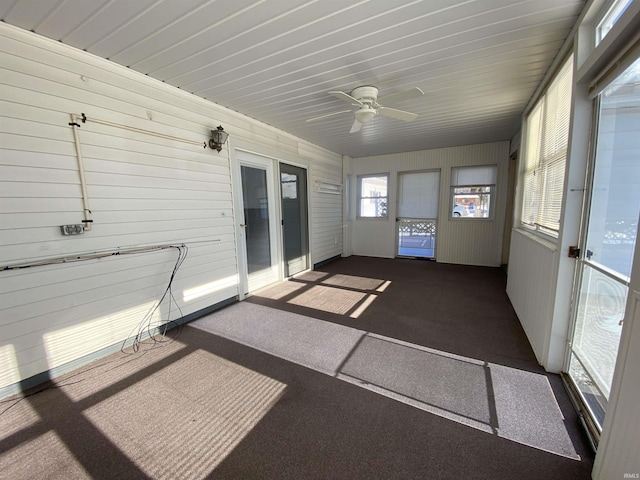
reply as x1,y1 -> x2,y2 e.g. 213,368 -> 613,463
451,165 -> 497,186
521,55 -> 574,235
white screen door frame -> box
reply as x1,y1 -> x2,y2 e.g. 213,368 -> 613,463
234,151 -> 280,296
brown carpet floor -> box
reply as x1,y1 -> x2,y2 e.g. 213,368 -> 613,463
0,256 -> 594,479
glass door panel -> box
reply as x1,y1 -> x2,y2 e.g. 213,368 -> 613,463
567,56 -> 640,431
280,163 -> 309,277
569,265 -> 628,425
241,166 -> 272,274
239,155 -> 279,294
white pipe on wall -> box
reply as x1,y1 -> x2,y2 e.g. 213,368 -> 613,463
69,114 -> 93,232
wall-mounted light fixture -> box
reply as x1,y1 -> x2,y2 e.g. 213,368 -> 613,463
208,125 -> 229,152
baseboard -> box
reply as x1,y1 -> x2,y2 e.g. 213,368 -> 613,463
313,254 -> 342,269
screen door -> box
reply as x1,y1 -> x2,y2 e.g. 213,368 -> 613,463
396,170 -> 440,258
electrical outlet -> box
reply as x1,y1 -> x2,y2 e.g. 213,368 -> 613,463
60,224 -> 84,235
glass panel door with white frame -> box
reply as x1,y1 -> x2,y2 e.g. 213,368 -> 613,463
567,56 -> 640,432
239,155 -> 279,294
396,171 -> 440,258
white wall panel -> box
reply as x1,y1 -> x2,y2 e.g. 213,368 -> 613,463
350,142 -> 510,266
505,229 -> 558,366
0,23 -> 343,394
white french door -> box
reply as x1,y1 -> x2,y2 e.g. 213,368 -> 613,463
236,152 -> 279,294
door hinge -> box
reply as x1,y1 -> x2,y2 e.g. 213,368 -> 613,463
568,246 -> 580,258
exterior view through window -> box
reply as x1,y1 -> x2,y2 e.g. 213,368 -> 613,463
358,174 -> 388,218
450,165 -> 496,218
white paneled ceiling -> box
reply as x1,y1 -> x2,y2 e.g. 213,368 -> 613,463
0,0 -> 585,157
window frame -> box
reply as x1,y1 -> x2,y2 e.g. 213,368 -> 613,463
449,165 -> 497,220
595,0 -> 633,46
357,173 -> 389,219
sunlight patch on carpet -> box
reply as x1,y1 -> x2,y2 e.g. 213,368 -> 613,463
83,349 -> 285,479
321,274 -> 386,291
288,285 -> 366,315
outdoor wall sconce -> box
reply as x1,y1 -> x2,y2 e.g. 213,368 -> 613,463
208,125 -> 229,152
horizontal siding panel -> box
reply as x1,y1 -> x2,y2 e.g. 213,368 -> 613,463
3,262 -> 239,340
0,197 -> 82,214
0,181 -> 81,198
1,255 -> 238,321
0,244 -> 235,297
0,197 -> 232,214
1,232 -> 237,265
0,165 -> 81,184
88,186 -> 231,201
84,171 -> 229,192
2,221 -> 234,246
89,198 -> 232,211
0,132 -> 76,156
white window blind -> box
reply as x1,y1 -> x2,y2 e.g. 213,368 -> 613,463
398,171 -> 439,218
521,55 -> 574,236
451,165 -> 497,186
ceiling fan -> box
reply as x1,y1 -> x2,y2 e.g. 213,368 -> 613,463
306,85 -> 424,133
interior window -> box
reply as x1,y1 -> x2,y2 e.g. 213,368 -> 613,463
357,174 -> 389,218
450,165 -> 497,219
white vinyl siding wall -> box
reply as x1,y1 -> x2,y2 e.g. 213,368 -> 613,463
349,142 -> 510,266
0,24 -> 342,392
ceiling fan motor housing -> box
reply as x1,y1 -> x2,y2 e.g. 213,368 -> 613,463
351,86 -> 379,124
350,86 -> 379,103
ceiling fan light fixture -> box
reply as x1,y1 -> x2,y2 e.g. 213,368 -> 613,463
354,106 -> 376,124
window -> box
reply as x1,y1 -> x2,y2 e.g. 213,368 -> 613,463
450,165 -> 496,219
520,55 -> 574,236
596,0 -> 633,46
357,174 -> 388,218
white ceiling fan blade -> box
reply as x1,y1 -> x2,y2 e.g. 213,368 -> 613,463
350,119 -> 362,133
378,87 -> 424,106
306,109 -> 352,123
329,90 -> 363,106
378,106 -> 418,122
